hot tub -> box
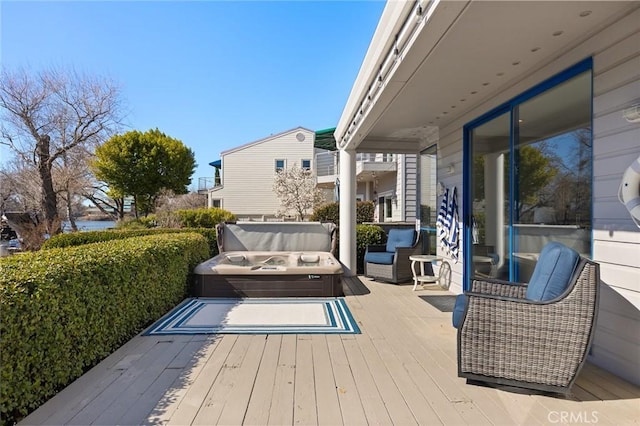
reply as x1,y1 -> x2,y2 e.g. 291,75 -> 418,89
193,251 -> 344,297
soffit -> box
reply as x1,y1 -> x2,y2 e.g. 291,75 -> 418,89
353,1 -> 635,151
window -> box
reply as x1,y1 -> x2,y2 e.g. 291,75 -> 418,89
275,159 -> 285,172
301,159 -> 311,171
465,59 -> 592,287
211,199 -> 222,208
385,197 -> 393,219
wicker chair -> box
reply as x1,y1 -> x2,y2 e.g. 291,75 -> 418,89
364,228 -> 422,284
453,242 -> 600,395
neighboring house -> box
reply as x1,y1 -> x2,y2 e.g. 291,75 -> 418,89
335,1 -> 640,385
316,150 -> 421,223
205,127 -> 332,220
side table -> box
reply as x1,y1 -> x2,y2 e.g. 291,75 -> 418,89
409,255 -> 445,291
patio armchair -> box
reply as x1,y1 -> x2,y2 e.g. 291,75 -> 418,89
364,228 -> 422,284
453,241 -> 600,394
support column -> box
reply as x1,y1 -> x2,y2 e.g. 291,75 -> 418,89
339,148 -> 357,276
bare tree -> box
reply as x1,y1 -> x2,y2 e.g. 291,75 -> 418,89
0,67 -> 124,234
0,159 -> 41,213
155,190 -> 207,213
273,163 -> 325,221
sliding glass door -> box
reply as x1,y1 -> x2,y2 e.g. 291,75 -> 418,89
465,60 -> 593,287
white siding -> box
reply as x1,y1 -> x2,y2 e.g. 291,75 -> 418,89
591,17 -> 640,384
403,154 -> 418,221
431,9 -> 640,384
392,154 -> 404,222
209,128 -> 315,219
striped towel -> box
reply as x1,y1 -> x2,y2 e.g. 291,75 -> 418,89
436,188 -> 450,250
447,187 -> 460,262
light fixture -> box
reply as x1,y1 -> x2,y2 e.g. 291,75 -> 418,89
447,162 -> 455,174
623,104 -> 640,123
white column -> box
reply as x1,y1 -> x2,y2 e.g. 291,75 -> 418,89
365,181 -> 371,201
339,148 -> 357,276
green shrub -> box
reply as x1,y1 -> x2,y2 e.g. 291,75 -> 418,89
311,202 -> 340,224
356,201 -> 374,223
311,201 -> 374,226
356,224 -> 386,274
43,228 -> 218,257
174,208 -> 236,228
117,216 -> 157,229
0,233 -> 209,424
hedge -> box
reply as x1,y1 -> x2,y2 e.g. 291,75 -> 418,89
42,227 -> 218,258
127,207 -> 237,229
0,232 -> 210,424
310,200 -> 374,226
355,224 -> 386,274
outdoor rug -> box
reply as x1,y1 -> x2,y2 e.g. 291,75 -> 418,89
144,297 -> 360,335
418,295 -> 457,313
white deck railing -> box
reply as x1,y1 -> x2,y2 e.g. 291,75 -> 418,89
315,152 -> 396,177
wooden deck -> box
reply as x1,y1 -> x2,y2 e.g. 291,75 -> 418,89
22,276 -> 640,425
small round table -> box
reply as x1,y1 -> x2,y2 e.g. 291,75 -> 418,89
409,255 -> 445,291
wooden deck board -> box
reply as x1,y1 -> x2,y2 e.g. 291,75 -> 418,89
242,334 -> 281,425
310,334 -> 343,426
19,276 -> 640,426
293,336 -> 318,425
216,335 -> 267,426
341,338 -> 394,425
326,334 -> 368,425
191,334 -> 254,425
266,334 -> 296,425
165,335 -> 237,425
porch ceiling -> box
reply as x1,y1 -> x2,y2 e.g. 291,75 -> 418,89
343,1 -> 637,153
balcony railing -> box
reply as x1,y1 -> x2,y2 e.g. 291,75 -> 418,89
198,177 -> 220,192
315,152 -> 396,177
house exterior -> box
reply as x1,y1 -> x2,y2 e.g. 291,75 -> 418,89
206,127 -> 332,220
315,151 -> 420,222
336,1 -> 640,386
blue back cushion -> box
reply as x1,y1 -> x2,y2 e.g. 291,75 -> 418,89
525,242 -> 581,301
385,228 -> 415,252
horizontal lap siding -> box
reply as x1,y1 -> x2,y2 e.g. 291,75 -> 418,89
214,129 -> 315,217
433,8 -> 640,383
591,12 -> 640,386
404,154 -> 418,221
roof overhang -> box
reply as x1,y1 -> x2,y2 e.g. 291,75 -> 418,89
336,0 -> 638,152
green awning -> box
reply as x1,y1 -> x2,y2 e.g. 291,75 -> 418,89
314,127 -> 337,151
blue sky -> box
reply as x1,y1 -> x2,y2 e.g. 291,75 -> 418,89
1,0 -> 385,187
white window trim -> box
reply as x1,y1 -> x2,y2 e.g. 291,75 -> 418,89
275,159 -> 286,172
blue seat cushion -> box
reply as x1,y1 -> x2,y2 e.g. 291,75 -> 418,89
452,294 -> 467,328
525,242 -> 581,301
364,251 -> 395,265
386,228 -> 415,252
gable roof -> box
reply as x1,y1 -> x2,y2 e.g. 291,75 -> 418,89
220,126 -> 314,156
210,127 -> 336,166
